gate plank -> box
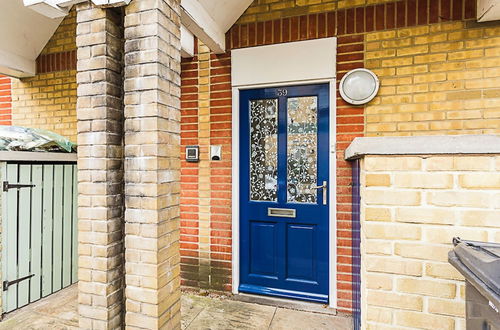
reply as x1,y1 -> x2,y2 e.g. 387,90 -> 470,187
41,165 -> 53,297
52,165 -> 63,292
4,164 -> 18,312
17,164 -> 32,308
30,164 -> 43,302
62,165 -> 72,287
71,164 -> 77,283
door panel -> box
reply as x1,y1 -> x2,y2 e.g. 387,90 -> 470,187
286,224 -> 316,282
239,84 -> 330,303
250,221 -> 278,277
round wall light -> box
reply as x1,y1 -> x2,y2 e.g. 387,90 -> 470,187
339,68 -> 380,105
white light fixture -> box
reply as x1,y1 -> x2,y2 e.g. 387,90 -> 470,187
339,68 -> 380,105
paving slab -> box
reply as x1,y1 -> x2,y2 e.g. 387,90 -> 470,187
0,311 -> 78,330
186,298 -> 276,330
181,294 -> 213,329
269,307 -> 352,330
0,286 -> 353,330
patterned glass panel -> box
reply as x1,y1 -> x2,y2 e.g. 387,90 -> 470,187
287,96 -> 318,204
250,99 -> 278,201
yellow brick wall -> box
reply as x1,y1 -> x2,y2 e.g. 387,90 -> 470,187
40,10 -> 76,55
11,71 -> 77,141
360,154 -> 500,329
237,0 -> 394,23
365,21 -> 500,136
10,10 -> 77,142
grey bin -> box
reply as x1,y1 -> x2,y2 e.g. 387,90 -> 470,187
449,238 -> 500,330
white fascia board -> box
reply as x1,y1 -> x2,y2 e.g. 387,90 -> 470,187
0,49 -> 36,78
181,0 -> 226,54
181,25 -> 195,58
23,0 -> 69,19
55,0 -> 87,7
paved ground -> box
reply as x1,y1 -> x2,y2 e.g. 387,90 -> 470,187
0,285 -> 352,329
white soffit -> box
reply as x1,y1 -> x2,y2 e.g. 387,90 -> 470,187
181,0 -> 253,54
231,38 -> 337,87
197,0 -> 253,32
181,0 -> 226,54
0,0 -> 63,77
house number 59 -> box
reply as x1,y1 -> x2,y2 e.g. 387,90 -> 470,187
276,88 -> 288,96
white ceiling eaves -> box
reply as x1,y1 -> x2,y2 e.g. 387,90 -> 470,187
23,0 -> 70,19
21,0 -> 253,59
197,0 -> 253,32
181,0 -> 226,54
0,0 -> 63,77
180,0 -> 253,54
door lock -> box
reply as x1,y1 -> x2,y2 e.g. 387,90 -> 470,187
312,181 -> 328,205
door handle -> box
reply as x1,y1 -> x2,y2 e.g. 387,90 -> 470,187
312,181 -> 327,205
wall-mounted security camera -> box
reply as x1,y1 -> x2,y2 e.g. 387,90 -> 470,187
210,145 -> 222,161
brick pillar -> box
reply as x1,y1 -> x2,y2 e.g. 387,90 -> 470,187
123,0 -> 182,328
76,3 -> 124,329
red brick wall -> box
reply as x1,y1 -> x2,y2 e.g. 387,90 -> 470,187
0,75 -> 12,125
336,34 -> 364,311
180,50 -> 200,287
180,0 -> 475,312
209,52 -> 233,291
180,44 -> 234,291
36,50 -> 76,74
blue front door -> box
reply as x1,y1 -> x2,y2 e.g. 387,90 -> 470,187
239,84 -> 330,303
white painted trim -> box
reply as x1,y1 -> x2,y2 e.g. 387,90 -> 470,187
231,78 -> 338,310
328,79 -> 338,310
231,87 -> 240,295
181,25 -> 195,58
0,151 -> 77,162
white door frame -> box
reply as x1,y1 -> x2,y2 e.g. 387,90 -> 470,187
231,78 -> 338,309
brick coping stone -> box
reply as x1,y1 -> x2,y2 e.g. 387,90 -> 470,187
345,135 -> 500,160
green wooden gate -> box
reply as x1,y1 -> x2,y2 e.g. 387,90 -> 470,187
1,162 -> 77,313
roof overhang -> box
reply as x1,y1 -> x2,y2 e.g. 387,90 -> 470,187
180,0 -> 253,54
0,0 -> 64,77
24,0 -> 131,18
0,0 -> 252,77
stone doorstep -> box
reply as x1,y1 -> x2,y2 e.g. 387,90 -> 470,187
231,293 -> 340,316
